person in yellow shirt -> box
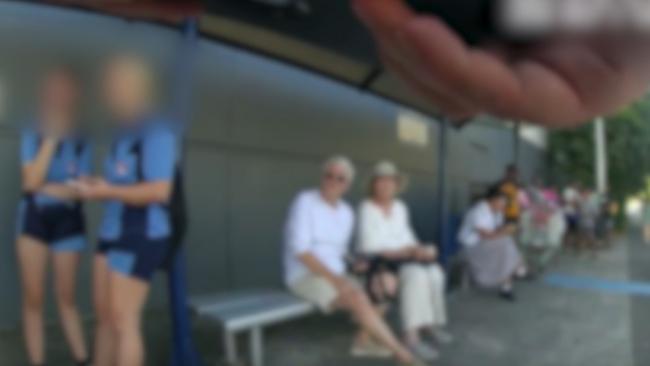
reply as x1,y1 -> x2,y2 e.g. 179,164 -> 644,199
500,165 -> 521,224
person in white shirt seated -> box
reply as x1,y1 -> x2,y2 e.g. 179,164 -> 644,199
458,187 -> 527,301
283,156 -> 420,366
356,161 -> 453,363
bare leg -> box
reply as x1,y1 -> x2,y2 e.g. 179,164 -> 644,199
355,272 -> 397,348
354,305 -> 388,346
93,254 -> 115,366
110,272 -> 149,366
404,328 -> 421,346
335,288 -> 413,364
17,236 -> 48,365
354,328 -> 372,347
53,251 -> 88,363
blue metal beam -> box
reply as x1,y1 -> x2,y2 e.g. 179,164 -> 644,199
168,17 -> 203,366
172,17 -> 199,130
437,118 -> 451,266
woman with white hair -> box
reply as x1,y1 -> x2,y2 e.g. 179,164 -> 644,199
284,156 -> 422,365
356,161 -> 452,362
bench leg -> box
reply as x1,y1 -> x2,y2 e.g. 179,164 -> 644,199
249,327 -> 264,366
225,331 -> 238,365
461,267 -> 471,292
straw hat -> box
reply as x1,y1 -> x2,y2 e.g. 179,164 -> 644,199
367,160 -> 409,195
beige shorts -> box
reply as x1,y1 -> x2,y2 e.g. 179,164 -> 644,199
289,274 -> 359,313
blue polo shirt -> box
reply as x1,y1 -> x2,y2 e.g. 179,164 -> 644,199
99,118 -> 178,241
20,125 -> 92,207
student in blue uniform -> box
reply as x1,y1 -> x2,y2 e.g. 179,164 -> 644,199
17,68 -> 91,366
76,55 -> 178,366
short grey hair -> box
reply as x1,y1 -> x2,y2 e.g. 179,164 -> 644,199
322,155 -> 356,183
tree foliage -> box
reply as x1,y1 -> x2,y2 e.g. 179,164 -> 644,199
548,95 -> 650,200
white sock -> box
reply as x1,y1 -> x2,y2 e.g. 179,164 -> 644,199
516,266 -> 528,277
501,283 -> 513,292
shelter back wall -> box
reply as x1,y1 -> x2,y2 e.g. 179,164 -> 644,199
0,3 -> 545,329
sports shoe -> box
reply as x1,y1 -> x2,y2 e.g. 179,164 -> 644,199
431,327 -> 454,345
399,359 -> 429,366
499,289 -> 517,302
350,341 -> 392,358
407,342 -> 439,362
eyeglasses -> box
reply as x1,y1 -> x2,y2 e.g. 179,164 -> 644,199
324,172 -> 348,184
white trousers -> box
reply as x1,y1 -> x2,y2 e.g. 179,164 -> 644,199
399,263 -> 448,331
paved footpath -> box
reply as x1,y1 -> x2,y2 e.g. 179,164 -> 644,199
253,238 -> 636,366
1,233 -> 648,366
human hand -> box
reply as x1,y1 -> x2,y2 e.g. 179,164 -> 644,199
352,260 -> 370,273
73,177 -> 113,200
415,245 -> 438,262
352,0 -> 650,126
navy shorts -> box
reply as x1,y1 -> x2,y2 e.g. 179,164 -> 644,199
566,214 -> 578,232
18,198 -> 86,252
97,235 -> 170,282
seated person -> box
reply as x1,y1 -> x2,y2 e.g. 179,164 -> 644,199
283,156 -> 420,365
458,186 -> 527,301
356,161 -> 452,362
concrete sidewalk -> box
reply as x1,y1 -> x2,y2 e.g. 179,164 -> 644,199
249,240 -> 635,366
0,234 -> 645,366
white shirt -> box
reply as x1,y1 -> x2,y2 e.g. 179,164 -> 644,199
563,187 -> 579,214
458,200 -> 503,248
283,189 -> 355,286
357,199 -> 418,254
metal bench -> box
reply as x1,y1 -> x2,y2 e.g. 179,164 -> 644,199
189,290 -> 316,366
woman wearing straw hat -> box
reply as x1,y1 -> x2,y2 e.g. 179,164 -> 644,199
356,161 -> 452,362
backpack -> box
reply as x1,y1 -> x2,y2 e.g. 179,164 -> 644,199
122,138 -> 188,270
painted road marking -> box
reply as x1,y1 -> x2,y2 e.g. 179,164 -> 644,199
544,273 -> 650,296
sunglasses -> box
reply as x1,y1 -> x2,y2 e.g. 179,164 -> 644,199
324,172 -> 348,184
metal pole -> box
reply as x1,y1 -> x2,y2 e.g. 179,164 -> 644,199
594,117 -> 608,193
513,122 -> 521,169
173,17 -> 199,129
437,118 -> 450,266
169,17 -> 203,366
169,250 -> 202,366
